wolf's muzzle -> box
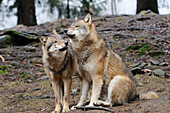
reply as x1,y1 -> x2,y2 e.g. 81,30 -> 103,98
64,29 -> 75,38
59,41 -> 68,51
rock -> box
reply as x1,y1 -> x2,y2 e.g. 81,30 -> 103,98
0,35 -> 11,48
40,95 -> 55,99
41,108 -> 46,111
23,46 -> 36,52
133,63 -> 141,67
71,88 -> 80,94
153,69 -> 166,78
71,89 -> 78,93
131,67 -> 144,75
151,60 -> 160,66
138,62 -> 148,68
159,62 -> 168,66
32,87 -> 41,91
1,29 -> 39,47
156,88 -> 165,92
36,76 -> 49,81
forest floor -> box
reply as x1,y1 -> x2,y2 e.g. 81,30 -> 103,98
0,11 -> 169,113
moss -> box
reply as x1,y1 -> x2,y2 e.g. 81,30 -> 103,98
113,34 -> 125,39
137,51 -> 146,56
0,65 -> 8,74
4,29 -> 19,35
28,36 -> 34,39
139,44 -> 149,52
125,43 -> 150,55
23,101 -> 30,105
148,51 -> 164,57
20,73 -> 29,79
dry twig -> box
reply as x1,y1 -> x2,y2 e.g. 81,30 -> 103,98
75,106 -> 114,113
0,55 -> 5,62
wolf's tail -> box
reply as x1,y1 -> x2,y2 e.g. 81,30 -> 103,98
138,91 -> 159,100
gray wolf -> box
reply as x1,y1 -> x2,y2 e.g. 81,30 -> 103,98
64,13 -> 159,108
39,29 -> 77,113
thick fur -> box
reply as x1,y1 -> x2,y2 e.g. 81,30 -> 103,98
65,14 -> 159,108
39,29 -> 77,113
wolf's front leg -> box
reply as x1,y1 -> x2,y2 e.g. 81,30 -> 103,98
71,79 -> 90,110
87,76 -> 103,106
62,79 -> 71,112
51,80 -> 62,113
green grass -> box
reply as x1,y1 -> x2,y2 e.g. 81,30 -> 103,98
125,43 -> 150,52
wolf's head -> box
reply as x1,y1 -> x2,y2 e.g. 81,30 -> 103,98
39,29 -> 68,57
64,13 -> 93,41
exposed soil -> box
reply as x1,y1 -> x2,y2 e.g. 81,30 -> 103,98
0,11 -> 169,113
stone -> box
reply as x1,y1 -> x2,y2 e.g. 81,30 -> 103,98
138,62 -> 148,68
32,87 -> 41,91
133,63 -> 141,67
23,46 -> 36,52
40,95 -> 55,99
159,62 -> 168,66
131,67 -> 144,75
0,35 -> 11,48
71,88 -> 80,94
151,60 -> 160,66
71,89 -> 78,93
153,69 -> 166,78
36,76 -> 49,81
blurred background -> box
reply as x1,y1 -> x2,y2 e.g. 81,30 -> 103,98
0,0 -> 169,30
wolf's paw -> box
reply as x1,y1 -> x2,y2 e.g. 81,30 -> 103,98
93,101 -> 99,105
95,100 -> 110,106
52,109 -> 60,113
86,102 -> 94,107
70,106 -> 77,110
52,104 -> 61,113
51,111 -> 60,113
62,107 -> 70,112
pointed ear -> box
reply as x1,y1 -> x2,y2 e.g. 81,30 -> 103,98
39,36 -> 47,45
84,13 -> 92,25
52,28 -> 58,35
75,17 -> 78,21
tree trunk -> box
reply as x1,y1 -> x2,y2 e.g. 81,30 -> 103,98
111,0 -> 113,15
17,0 -> 37,26
81,0 -> 90,16
67,0 -> 70,18
137,0 -> 159,14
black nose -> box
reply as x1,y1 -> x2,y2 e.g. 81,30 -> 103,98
64,29 -> 68,33
65,41 -> 68,46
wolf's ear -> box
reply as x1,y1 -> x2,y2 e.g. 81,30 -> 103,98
84,13 -> 92,25
75,17 -> 78,21
52,28 -> 58,35
39,36 -> 47,45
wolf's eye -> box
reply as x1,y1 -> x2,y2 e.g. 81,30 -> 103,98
75,25 -> 79,28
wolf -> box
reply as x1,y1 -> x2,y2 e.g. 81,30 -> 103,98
39,29 -> 77,113
64,14 -> 159,108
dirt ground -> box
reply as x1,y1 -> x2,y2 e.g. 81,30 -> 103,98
0,12 -> 169,113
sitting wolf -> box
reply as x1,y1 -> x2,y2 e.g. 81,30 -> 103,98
65,14 -> 159,108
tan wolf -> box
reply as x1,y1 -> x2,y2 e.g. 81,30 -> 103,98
39,29 -> 77,113
64,14 -> 159,108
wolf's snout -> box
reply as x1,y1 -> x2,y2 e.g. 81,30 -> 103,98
64,29 -> 68,34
